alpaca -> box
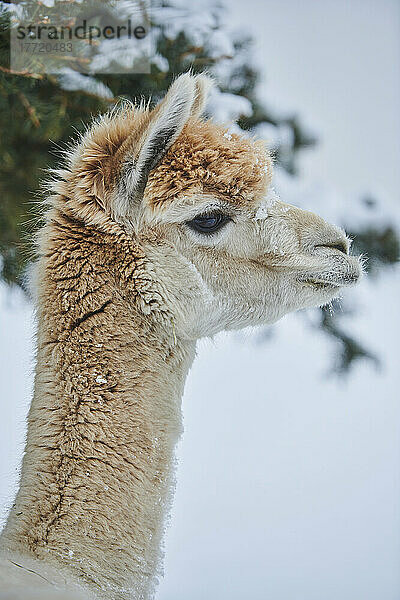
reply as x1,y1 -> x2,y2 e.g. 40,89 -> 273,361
0,73 -> 361,600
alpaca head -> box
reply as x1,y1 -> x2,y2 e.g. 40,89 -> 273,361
59,72 -> 361,340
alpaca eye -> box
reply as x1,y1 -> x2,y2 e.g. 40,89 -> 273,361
186,213 -> 231,234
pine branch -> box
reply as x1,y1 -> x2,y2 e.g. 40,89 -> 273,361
17,91 -> 40,127
0,65 -> 43,79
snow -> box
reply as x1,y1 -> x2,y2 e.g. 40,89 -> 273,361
1,2 -> 23,18
0,285 -> 34,526
89,38 -> 150,73
254,188 -> 280,220
207,29 -> 234,59
255,122 -> 294,152
206,87 -> 253,123
153,1 -> 221,48
117,0 -> 151,21
57,69 -> 114,100
151,53 -> 169,73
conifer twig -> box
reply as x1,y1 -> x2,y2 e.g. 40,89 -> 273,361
0,65 -> 43,79
17,91 -> 40,127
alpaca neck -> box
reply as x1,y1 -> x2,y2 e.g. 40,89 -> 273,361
0,215 -> 196,599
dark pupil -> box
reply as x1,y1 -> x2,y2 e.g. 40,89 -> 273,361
187,213 -> 227,234
199,216 -> 219,228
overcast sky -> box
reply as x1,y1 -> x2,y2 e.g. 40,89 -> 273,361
227,0 -> 400,202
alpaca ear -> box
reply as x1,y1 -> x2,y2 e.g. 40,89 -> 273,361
190,73 -> 214,119
117,73 -> 197,217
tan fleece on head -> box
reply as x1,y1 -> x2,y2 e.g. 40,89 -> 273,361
144,119 -> 272,210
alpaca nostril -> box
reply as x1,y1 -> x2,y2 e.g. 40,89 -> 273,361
315,241 -> 348,255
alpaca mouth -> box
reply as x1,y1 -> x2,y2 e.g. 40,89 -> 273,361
299,272 -> 360,289
301,279 -> 340,290
298,252 -> 362,290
